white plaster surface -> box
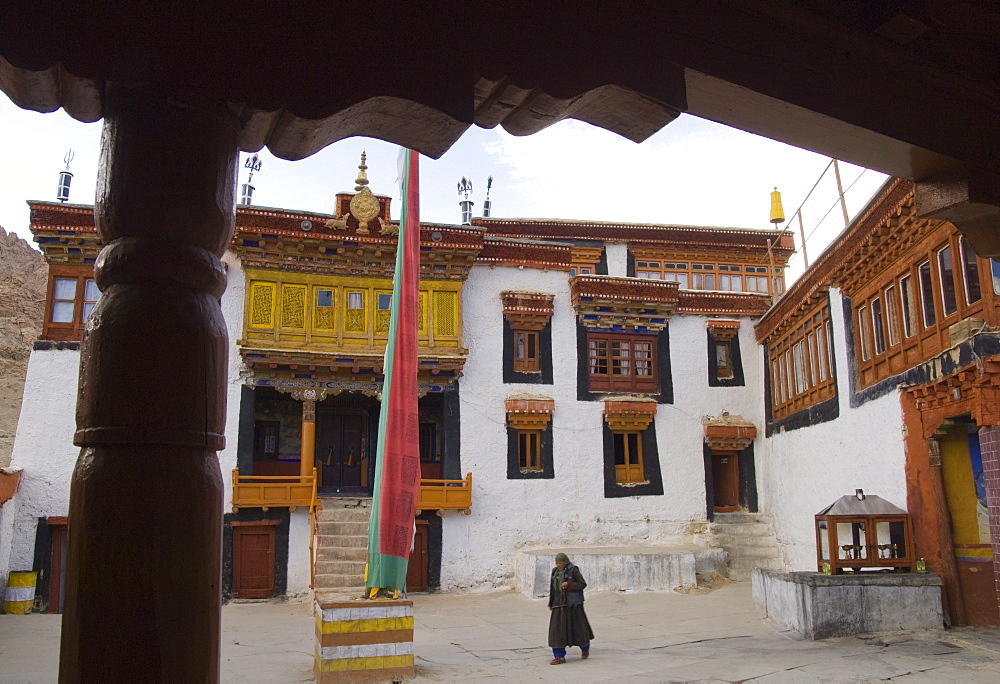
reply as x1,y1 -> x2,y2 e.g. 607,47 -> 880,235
286,510 -> 312,600
603,243 -> 629,277
0,349 -> 81,591
444,264 -> 766,591
757,288 -> 909,572
219,253 -> 247,511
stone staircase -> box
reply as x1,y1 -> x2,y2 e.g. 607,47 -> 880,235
711,512 -> 783,581
313,497 -> 371,598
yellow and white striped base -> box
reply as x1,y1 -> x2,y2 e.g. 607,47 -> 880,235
314,599 -> 414,683
3,572 -> 36,615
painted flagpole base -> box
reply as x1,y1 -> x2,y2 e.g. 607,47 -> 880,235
314,598 -> 414,682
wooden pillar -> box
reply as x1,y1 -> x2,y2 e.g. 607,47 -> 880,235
58,85 -> 238,682
301,396 -> 317,480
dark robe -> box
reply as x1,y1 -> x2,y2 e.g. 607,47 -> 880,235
547,563 -> 595,649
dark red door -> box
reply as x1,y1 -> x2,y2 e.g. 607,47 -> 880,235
406,520 -> 429,592
712,451 -> 740,512
233,523 -> 276,599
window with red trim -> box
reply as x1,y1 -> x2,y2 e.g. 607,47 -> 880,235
586,331 -> 657,393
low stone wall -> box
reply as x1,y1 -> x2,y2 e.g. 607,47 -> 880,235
314,598 -> 414,682
515,546 -> 728,596
752,568 -> 944,639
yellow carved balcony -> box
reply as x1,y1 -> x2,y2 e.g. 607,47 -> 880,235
231,468 -> 317,512
417,472 -> 472,515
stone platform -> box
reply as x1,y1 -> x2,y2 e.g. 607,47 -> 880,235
515,546 -> 727,596
752,568 -> 944,639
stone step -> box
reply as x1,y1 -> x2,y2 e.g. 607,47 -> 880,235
713,512 -> 771,524
715,534 -> 781,548
317,521 -> 368,536
315,560 -> 367,576
728,556 -> 783,570
711,522 -> 777,536
315,572 -> 368,589
315,545 -> 368,562
317,534 -> 368,551
729,568 -> 754,582
723,545 -> 781,559
315,508 -> 371,523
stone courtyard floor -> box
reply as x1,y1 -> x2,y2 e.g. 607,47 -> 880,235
3,581 -> 1000,682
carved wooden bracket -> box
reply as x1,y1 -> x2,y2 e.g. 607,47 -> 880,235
505,396 -> 554,430
707,320 -> 741,343
502,292 -> 554,331
704,415 -> 757,451
603,399 -> 657,431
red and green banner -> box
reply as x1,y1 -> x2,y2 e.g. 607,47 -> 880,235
366,149 -> 422,593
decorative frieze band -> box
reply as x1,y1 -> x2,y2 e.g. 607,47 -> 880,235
502,292 -> 555,330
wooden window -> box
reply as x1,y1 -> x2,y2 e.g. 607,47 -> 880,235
765,297 -> 835,421
43,269 -> 101,341
960,237 -> 982,305
313,288 -> 335,330
375,291 -> 392,334
253,420 -> 280,460
634,257 -> 782,293
517,429 -> 542,471
344,290 -> 366,332
937,245 -> 958,317
514,330 -> 540,372
858,306 -> 872,361
587,332 -> 657,393
613,431 -> 644,484
884,285 -> 900,346
716,342 -> 733,379
918,260 -> 936,327
900,275 -> 916,337
871,297 -> 885,355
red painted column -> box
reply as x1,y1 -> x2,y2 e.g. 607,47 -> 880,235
979,425 -> 1000,619
58,85 -> 237,682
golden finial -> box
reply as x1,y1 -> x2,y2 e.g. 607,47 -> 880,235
355,151 -> 369,191
769,186 -> 786,225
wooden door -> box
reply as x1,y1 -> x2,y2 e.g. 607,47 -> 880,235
232,522 -> 277,599
47,517 -> 68,613
317,409 -> 368,494
406,520 -> 429,592
712,451 -> 740,512
941,426 -> 999,626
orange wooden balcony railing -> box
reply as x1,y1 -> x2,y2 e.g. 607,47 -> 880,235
416,472 -> 472,515
231,468 -> 317,513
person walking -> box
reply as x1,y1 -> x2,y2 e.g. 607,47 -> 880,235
547,552 -> 594,664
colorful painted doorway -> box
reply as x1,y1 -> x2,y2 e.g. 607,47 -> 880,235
940,422 -> 999,626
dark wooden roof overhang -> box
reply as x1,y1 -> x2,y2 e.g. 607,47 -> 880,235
571,275 -> 678,331
476,218 -> 795,262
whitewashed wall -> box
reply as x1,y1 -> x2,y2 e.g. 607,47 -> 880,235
219,253 -> 246,512
0,349 -> 80,588
757,287 -> 908,571
442,263 -> 766,591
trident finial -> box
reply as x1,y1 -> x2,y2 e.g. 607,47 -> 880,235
355,151 -> 369,191
63,149 -> 74,171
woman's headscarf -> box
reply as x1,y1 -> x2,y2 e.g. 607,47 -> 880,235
555,553 -> 569,564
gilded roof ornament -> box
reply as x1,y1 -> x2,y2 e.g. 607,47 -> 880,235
349,151 -> 378,234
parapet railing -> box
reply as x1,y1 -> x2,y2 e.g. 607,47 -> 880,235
415,472 -> 472,515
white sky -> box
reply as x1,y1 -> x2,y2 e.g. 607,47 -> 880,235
0,95 -> 888,284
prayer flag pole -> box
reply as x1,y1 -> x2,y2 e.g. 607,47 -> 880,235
365,148 -> 422,596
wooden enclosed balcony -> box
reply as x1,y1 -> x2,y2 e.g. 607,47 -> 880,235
231,469 -> 472,514
231,468 -> 317,512
416,472 -> 473,515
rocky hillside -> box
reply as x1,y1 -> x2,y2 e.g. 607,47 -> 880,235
0,226 -> 46,467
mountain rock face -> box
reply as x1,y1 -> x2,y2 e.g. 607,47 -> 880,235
0,226 -> 46,467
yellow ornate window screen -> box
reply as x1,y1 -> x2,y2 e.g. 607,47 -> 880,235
375,290 -> 392,335
249,281 -> 276,328
313,288 -> 335,330
434,291 -> 457,336
344,291 -> 366,333
281,284 -> 306,329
